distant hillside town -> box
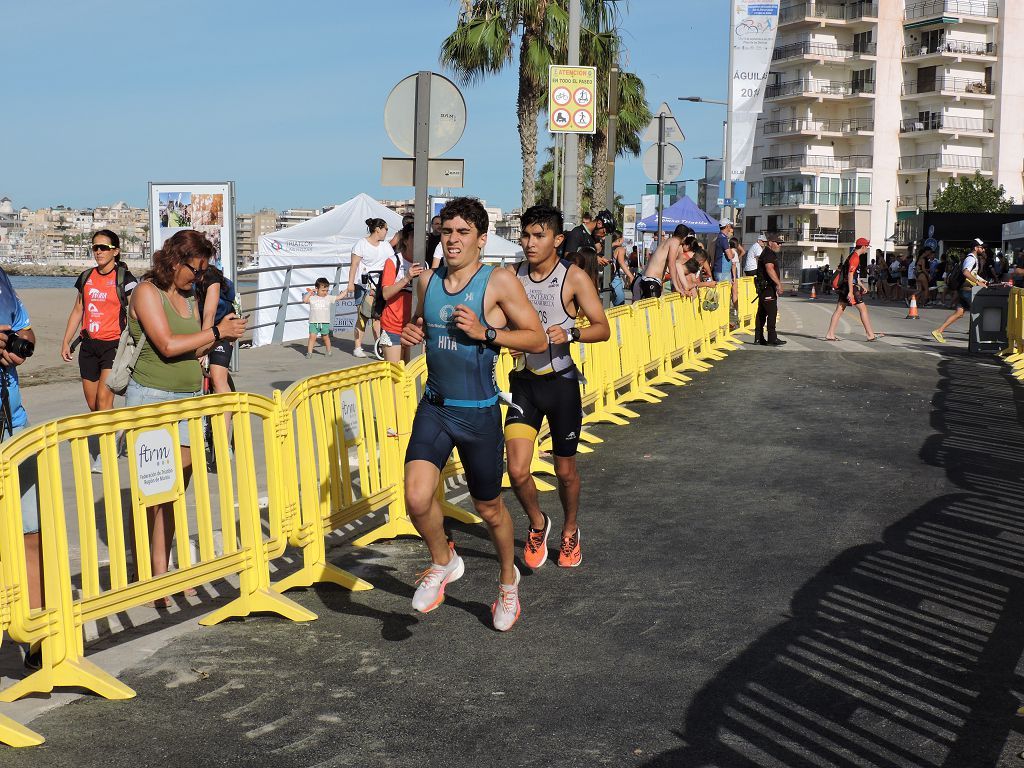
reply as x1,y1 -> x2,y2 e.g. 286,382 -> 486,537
0,195 -> 523,271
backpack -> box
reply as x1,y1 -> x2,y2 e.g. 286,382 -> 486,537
946,256 -> 966,292
76,262 -> 132,334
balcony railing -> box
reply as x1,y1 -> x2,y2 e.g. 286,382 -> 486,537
761,192 -> 872,207
763,154 -> 874,172
899,154 -> 993,171
763,117 -> 875,135
903,39 -> 996,57
780,1 -> 878,23
897,194 -> 931,208
766,78 -> 876,99
899,115 -> 994,133
905,0 -> 998,20
771,227 -> 857,244
902,77 -> 993,95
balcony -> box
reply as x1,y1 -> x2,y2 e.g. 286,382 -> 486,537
766,78 -> 875,102
899,115 -> 994,135
761,191 -> 872,207
902,39 -> 996,59
896,194 -> 931,209
780,1 -> 878,25
763,117 -> 874,136
773,41 -> 852,63
899,153 -> 993,173
905,0 -> 998,23
762,153 -> 874,173
772,227 -> 857,246
901,77 -> 994,98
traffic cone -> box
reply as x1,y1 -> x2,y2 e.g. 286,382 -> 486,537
810,285 -> 817,300
906,295 -> 919,319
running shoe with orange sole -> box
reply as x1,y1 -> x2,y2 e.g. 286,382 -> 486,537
557,527 -> 582,568
411,553 -> 465,613
492,566 -> 521,631
523,514 -> 551,569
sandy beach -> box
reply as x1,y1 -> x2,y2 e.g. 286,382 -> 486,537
12,287 -> 364,425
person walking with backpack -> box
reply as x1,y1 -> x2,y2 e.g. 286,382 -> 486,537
931,238 -> 990,344
824,238 -> 883,342
60,230 -> 139,415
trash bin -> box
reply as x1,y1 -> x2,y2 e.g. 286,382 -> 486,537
968,285 -> 1009,354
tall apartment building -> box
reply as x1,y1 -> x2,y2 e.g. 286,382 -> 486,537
742,0 -> 1023,278
236,209 -> 279,265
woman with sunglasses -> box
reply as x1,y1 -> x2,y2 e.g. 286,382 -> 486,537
127,230 -> 246,594
61,230 -> 139,415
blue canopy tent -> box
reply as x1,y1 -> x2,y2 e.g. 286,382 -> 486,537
637,195 -> 719,234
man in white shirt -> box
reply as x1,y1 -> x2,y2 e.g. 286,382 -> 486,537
931,238 -> 989,344
745,233 -> 765,276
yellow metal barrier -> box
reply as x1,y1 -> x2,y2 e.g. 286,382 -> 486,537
1002,287 -> 1024,381
736,276 -> 757,334
715,281 -> 740,350
0,393 -> 314,704
273,362 -> 407,590
0,553 -> 44,747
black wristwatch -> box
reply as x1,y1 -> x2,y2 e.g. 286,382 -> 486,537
211,325 -> 221,341
570,327 -> 581,343
484,327 -> 497,343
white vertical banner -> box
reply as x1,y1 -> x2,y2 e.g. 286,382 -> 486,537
640,195 -> 657,221
729,3 -> 780,182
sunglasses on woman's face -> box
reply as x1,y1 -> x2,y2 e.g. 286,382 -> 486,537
91,244 -> 117,252
180,261 -> 201,278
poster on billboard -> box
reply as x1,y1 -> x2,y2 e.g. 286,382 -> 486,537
729,3 -> 780,181
149,182 -> 236,286
622,205 -> 637,249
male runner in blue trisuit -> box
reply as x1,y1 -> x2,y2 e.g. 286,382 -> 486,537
401,197 -> 547,631
505,205 -> 610,569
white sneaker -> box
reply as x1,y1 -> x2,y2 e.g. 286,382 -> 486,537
491,566 -> 521,632
352,346 -> 367,358
91,454 -> 103,474
411,553 -> 465,613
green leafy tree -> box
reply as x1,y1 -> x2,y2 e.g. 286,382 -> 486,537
932,172 -> 1014,213
440,0 -> 565,209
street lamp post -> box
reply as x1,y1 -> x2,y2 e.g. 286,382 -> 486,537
678,97 -> 729,222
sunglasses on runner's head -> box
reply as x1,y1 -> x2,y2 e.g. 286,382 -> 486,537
91,244 -> 117,252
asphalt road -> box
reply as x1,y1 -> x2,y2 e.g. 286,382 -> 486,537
4,296 -> 1024,767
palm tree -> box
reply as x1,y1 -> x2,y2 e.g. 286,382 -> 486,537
440,1 -> 566,209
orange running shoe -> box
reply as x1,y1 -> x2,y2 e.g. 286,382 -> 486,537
523,514 -> 551,569
557,527 -> 582,568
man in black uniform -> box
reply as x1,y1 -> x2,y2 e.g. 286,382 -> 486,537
754,234 -> 786,346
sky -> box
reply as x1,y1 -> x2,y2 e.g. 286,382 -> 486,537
0,0 -> 731,215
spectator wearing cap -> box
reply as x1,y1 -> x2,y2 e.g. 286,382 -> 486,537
562,210 -> 609,259
744,233 -> 766,277
931,238 -> 989,344
713,220 -> 735,283
825,237 -> 883,342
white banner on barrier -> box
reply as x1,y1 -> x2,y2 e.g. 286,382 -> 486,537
729,2 -> 780,182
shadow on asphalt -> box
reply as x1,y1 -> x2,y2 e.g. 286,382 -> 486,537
643,352 -> 1024,768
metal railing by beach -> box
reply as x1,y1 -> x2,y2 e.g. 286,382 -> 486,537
763,117 -> 874,136
903,39 -> 996,57
899,154 -> 993,172
902,77 -> 994,96
905,0 -> 998,20
766,79 -> 875,99
899,115 -> 994,133
760,191 -> 872,207
762,154 -> 873,172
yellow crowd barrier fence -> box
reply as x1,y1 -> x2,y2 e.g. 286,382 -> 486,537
1002,287 -> 1024,382
0,280 -> 753,746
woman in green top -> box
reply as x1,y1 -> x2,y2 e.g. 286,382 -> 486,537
127,230 -> 247,591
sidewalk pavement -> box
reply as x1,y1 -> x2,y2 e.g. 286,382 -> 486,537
5,301 -> 1024,766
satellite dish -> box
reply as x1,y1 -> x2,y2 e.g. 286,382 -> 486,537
384,73 -> 467,157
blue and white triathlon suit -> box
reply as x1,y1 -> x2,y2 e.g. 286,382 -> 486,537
405,264 -> 504,501
504,258 -> 583,458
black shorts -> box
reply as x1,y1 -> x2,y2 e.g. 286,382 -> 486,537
957,289 -> 972,311
208,338 -> 233,368
638,276 -> 663,299
504,371 -> 583,457
838,287 -> 865,307
405,400 -> 504,501
78,337 -> 119,382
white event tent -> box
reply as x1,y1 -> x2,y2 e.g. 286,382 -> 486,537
253,194 -> 403,347
253,192 -> 523,347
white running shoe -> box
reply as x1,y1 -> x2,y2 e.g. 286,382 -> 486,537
491,566 -> 521,632
352,346 -> 368,358
411,553 -> 465,613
